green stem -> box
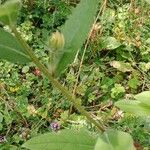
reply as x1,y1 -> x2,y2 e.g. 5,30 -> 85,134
11,27 -> 105,133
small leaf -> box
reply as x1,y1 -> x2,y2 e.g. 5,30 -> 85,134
22,129 -> 96,150
22,66 -> 30,73
0,0 -> 21,25
110,61 -> 133,72
94,130 -> 136,150
0,28 -> 31,63
100,37 -> 121,50
55,0 -> 100,76
128,77 -> 139,89
101,8 -> 115,25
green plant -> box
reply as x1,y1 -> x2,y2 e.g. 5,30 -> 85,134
1,0 -> 148,149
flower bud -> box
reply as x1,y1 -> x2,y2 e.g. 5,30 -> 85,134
49,31 -> 65,50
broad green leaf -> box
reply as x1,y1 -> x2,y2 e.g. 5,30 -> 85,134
0,0 -> 21,25
99,37 -> 121,50
115,91 -> 150,116
55,0 -> 100,76
22,129 -> 96,150
115,99 -> 150,116
0,28 -> 31,63
135,91 -> 150,106
94,130 -> 136,150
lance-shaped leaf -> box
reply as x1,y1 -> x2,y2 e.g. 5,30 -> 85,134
0,28 -> 31,63
22,129 -> 97,150
0,0 -> 21,25
54,0 -> 100,76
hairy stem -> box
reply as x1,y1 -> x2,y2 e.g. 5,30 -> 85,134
11,27 -> 105,133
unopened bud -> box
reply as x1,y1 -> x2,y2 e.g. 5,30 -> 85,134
49,31 -> 65,50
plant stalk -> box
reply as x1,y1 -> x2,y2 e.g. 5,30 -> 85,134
11,27 -> 105,133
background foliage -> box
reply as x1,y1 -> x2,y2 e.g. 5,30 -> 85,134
0,0 -> 150,149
